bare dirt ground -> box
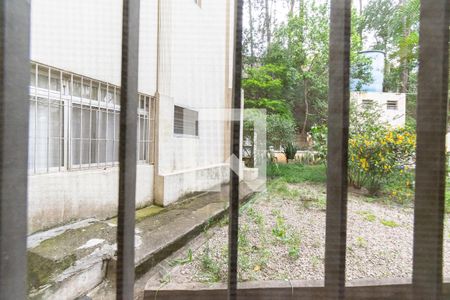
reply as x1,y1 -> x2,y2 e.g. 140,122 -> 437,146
157,181 -> 450,285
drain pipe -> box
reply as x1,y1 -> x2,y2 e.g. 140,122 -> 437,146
153,0 -> 161,203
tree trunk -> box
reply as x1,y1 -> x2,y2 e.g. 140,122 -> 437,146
289,0 -> 294,16
358,0 -> 363,42
248,0 -> 255,64
400,0 -> 409,93
301,79 -> 308,136
264,0 -> 271,47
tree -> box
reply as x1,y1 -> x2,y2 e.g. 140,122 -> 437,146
362,0 -> 420,93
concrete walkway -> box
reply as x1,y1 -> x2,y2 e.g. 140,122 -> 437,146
27,181 -> 262,299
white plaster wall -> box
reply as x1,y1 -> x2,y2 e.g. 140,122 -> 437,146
30,0 -> 157,93
155,0 -> 231,205
28,165 -> 153,233
158,0 -> 228,173
351,92 -> 406,127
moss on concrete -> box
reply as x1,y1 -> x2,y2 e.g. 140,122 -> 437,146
108,205 -> 165,225
28,251 -> 76,292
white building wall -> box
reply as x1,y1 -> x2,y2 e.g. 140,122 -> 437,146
28,0 -> 157,232
155,0 -> 231,206
351,92 -> 406,128
28,165 -> 153,233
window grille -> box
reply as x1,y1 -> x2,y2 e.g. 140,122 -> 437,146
0,0 -> 448,299
387,100 -> 398,110
174,105 -> 199,136
28,62 -> 155,174
362,99 -> 373,108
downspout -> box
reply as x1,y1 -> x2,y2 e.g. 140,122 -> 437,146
153,0 -> 161,201
224,0 -> 231,161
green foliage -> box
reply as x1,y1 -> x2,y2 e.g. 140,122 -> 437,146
267,163 -> 326,184
310,124 -> 328,162
266,114 -> 297,149
169,249 -> 193,267
283,142 -> 298,163
199,244 -> 223,282
357,211 -> 377,222
380,219 -> 400,228
349,125 -> 416,195
362,0 -> 420,93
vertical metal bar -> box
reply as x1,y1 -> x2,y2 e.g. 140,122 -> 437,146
412,1 -> 449,299
227,0 -> 243,299
47,67 -> 50,172
90,80 -> 93,168
34,64 -> 38,174
324,1 -> 351,299
59,70 -> 62,171
0,0 -> 30,299
80,77 -> 83,169
69,74 -> 73,170
116,0 -> 140,298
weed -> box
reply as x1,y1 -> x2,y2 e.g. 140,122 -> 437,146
357,211 -> 377,222
199,245 -> 222,283
380,219 -> 400,228
272,214 -> 288,241
355,236 -> 367,248
267,163 -> 326,184
287,235 -> 301,259
311,255 -> 322,270
169,249 -> 193,267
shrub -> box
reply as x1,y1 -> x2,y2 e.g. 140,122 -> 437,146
267,115 -> 297,150
348,126 -> 416,194
310,124 -> 327,162
283,142 -> 298,163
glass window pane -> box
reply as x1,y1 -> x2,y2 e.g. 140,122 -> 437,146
35,137 -> 48,171
62,74 -> 71,96
30,65 -> 36,87
49,138 -> 61,168
90,140 -> 98,164
81,139 -> 89,165
115,113 -> 120,140
37,66 -> 49,89
73,77 -> 81,97
81,108 -> 90,139
71,139 -> 80,165
100,84 -> 107,102
106,140 -> 114,163
107,88 -> 114,105
107,112 -> 114,140
91,82 -> 99,100
115,88 -> 120,106
91,110 -> 98,139
49,102 -> 61,138
98,140 -> 106,163
71,105 -> 81,139
50,70 -> 61,91
36,100 -> 48,138
99,110 -> 107,139
82,81 -> 91,99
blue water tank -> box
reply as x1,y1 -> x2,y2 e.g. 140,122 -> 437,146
351,50 -> 385,92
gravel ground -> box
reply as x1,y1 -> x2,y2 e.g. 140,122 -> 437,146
166,182 -> 450,283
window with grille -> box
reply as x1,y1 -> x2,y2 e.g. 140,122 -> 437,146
28,62 -> 155,173
362,99 -> 373,108
174,105 -> 199,136
387,100 -> 398,110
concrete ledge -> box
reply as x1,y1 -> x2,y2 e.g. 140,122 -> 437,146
155,164 -> 230,206
144,278 -> 450,300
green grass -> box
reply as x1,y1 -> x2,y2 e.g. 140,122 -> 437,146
357,211 -> 377,222
267,162 -> 326,184
380,219 -> 400,228
446,173 -> 450,214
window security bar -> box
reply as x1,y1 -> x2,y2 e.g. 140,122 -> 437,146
0,0 -> 449,300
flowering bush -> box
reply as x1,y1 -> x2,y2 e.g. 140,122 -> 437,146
348,127 -> 416,194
